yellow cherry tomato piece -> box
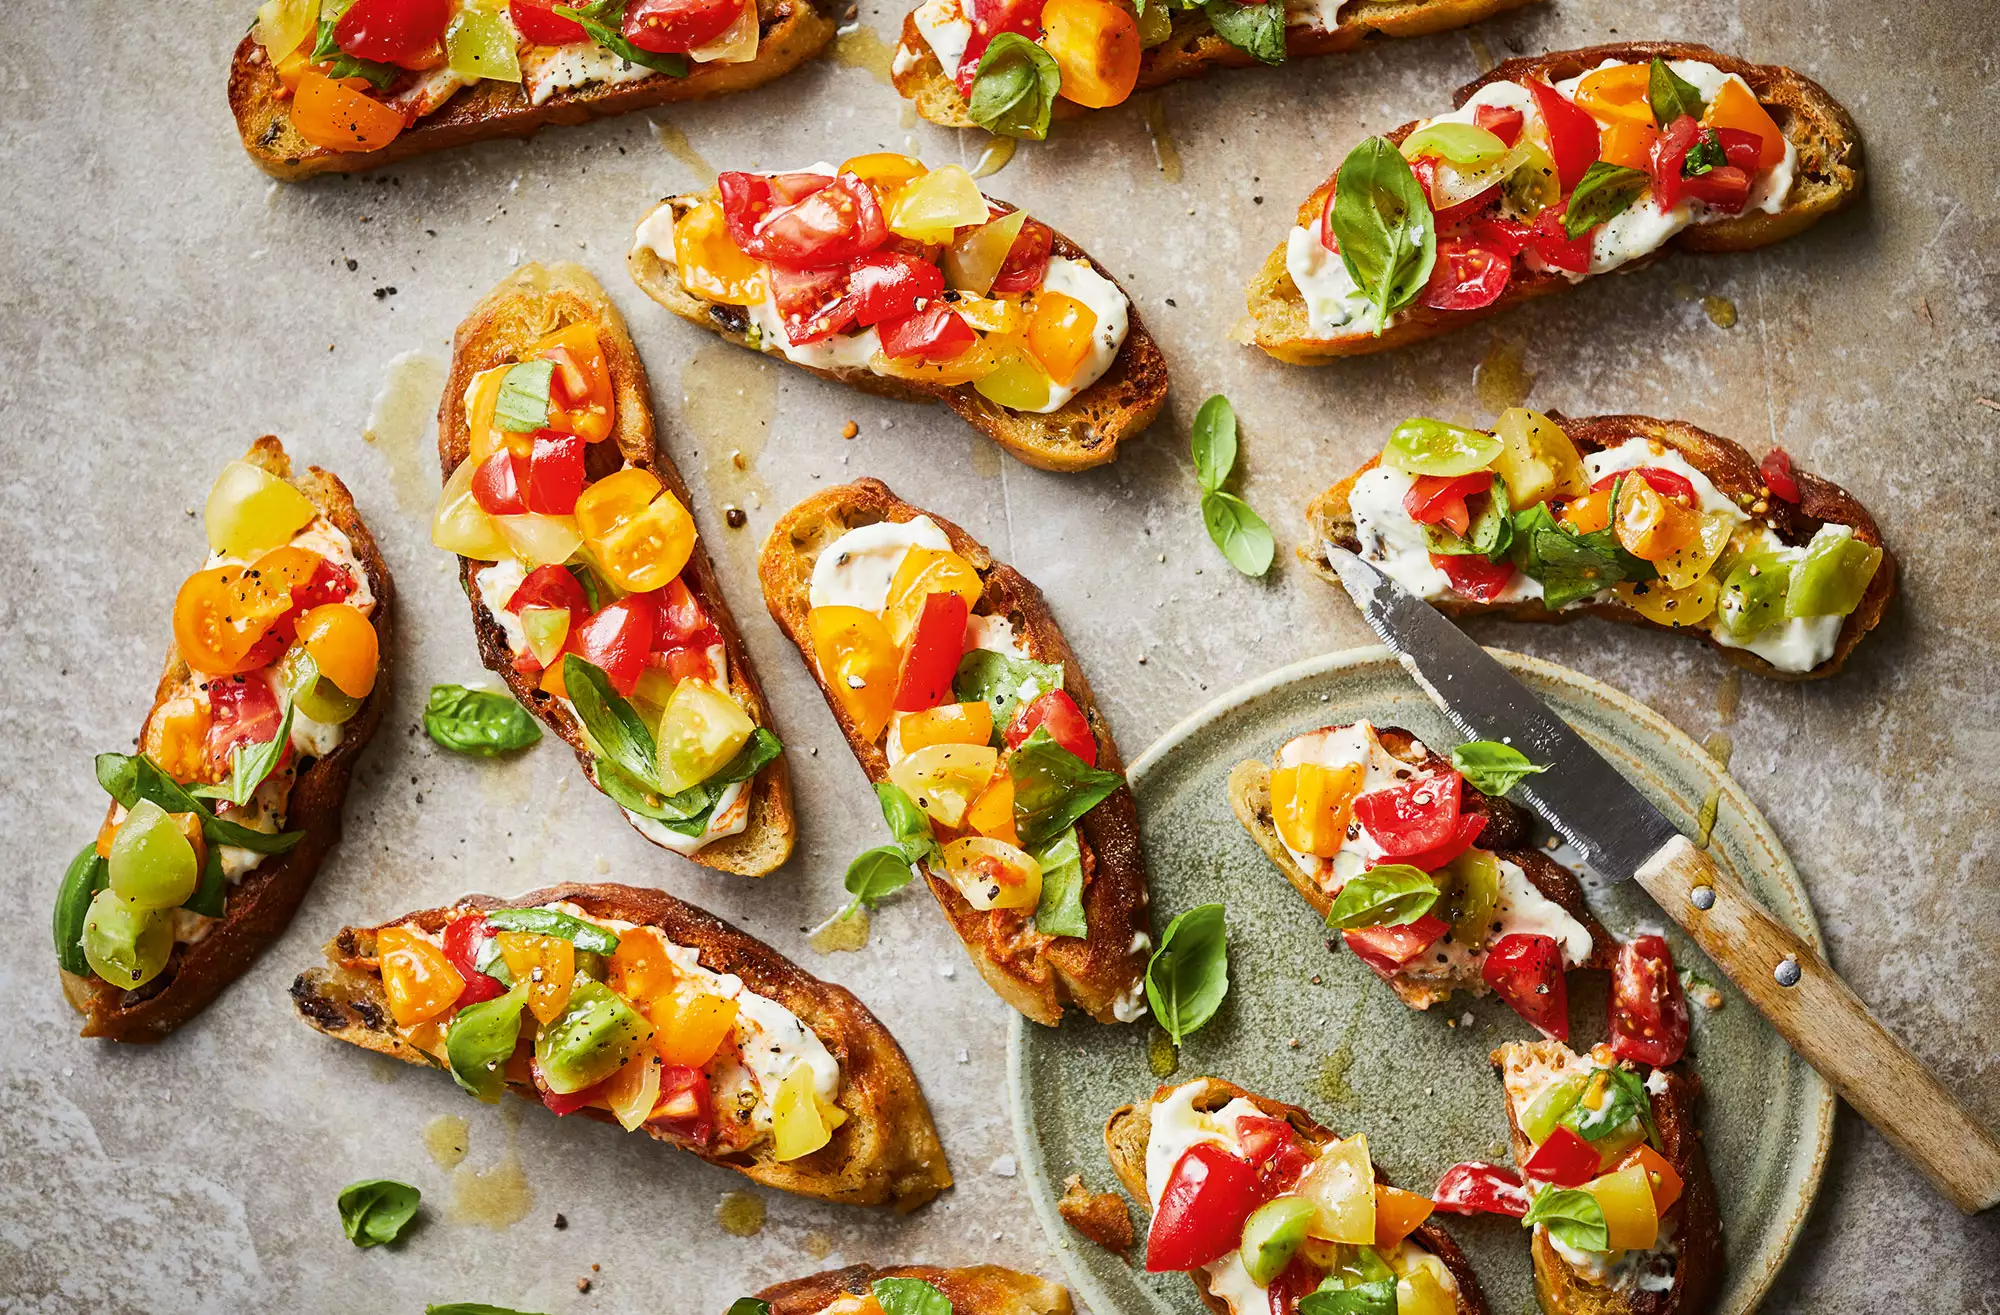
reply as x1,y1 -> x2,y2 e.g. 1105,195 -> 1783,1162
807,605 -> 900,742
1614,480 -> 1701,563
291,71 -> 406,153
964,770 -> 1018,845
673,199 -> 766,307
1586,1162 -> 1661,1252
654,678 -> 754,795
771,1062 -> 843,1161
1703,77 -> 1785,170
886,164 -> 989,244
1572,63 -> 1655,125
534,322 -> 616,442
376,926 -> 466,1028
649,988 -> 741,1068
973,334 -> 1055,413
1271,762 -> 1365,858
888,743 -> 999,829
883,547 -> 984,644
868,339 -> 996,386
297,603 -> 379,698
1490,407 -> 1588,507
944,209 -> 1028,296
205,460 -> 318,559
1372,1184 -> 1436,1252
433,455 -> 510,561
256,0 -> 320,61
1026,290 -> 1098,386
1040,0 -> 1142,108
1560,487 -> 1615,536
841,152 -> 928,203
1598,119 -> 1660,171
498,930 -> 577,1025
1614,574 -> 1719,627
606,925 -> 679,1002
574,467 -> 697,592
465,366 -> 525,466
604,1044 -> 663,1131
142,694 -> 215,786
941,835 -> 1042,910
1297,1134 -> 1376,1244
895,702 -> 994,755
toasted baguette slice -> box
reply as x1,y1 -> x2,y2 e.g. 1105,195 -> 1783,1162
291,882 -> 953,1211
891,0 -> 1542,130
1493,1042 -> 1721,1315
62,437 -> 394,1042
1229,723 -> 1610,1010
1248,43 -> 1864,363
628,192 -> 1167,472
1106,1077 -> 1491,1315
1303,413 -> 1896,680
759,479 -> 1151,1025
752,1264 -> 1071,1315
229,0 -> 839,181
440,262 -> 794,875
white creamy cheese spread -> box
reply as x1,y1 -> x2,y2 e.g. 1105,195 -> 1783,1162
523,42 -> 660,106
809,517 -> 954,611
1032,256 -> 1128,412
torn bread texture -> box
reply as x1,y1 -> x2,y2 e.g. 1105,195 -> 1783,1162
754,1264 -> 1071,1315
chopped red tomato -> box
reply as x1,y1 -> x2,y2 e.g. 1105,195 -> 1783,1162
956,0 -> 1045,92
880,303 -> 975,361
1234,1115 -> 1314,1198
1408,157 -> 1499,225
1388,811 -> 1487,872
335,0 -> 449,65
1146,1142 -> 1263,1272
470,449 -> 527,516
1422,237 -> 1512,310
1344,915 -> 1451,977
988,217 -> 1055,295
1432,552 -> 1518,602
1267,1255 -> 1326,1315
654,579 -> 720,650
1609,934 -> 1690,1067
1469,216 -> 1532,259
848,250 -> 946,327
717,172 -> 886,270
1482,932 -> 1569,1040
1005,689 -> 1097,765
653,1064 -> 716,1146
1474,102 -> 1524,146
526,432 -> 586,516
509,0 -> 587,42
893,592 -> 970,712
1522,1125 -> 1600,1187
1760,447 -> 1800,502
1592,465 -> 1697,504
1404,473 -> 1491,536
506,564 -> 589,616
1681,163 -> 1751,212
1353,769 -> 1462,857
1647,114 -> 1702,209
1714,126 -> 1765,172
205,673 -> 292,778
768,264 -> 858,346
441,913 -> 508,1006
623,0 -> 744,53
1527,79 -> 1601,191
534,1062 -> 610,1116
1432,1161 -> 1530,1217
565,594 -> 656,695
1526,205 -> 1593,274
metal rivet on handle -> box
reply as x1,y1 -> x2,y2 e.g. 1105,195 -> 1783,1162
1691,885 -> 1715,910
1774,956 -> 1802,987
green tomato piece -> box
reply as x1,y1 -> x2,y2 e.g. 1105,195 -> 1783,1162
279,647 -> 361,725
1401,122 -> 1510,168
1521,1074 -> 1585,1145
447,983 -> 528,1103
532,976 -> 652,1095
81,888 -> 172,989
1136,0 -> 1172,45
1785,525 -> 1881,619
1382,418 -> 1504,477
1240,1196 -> 1317,1285
445,4 -> 521,82
108,798 -> 198,911
1440,847 -> 1501,954
1499,140 -> 1560,220
1716,552 -> 1794,638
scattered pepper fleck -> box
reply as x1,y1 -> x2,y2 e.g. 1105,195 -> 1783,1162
553,1213 -> 567,1229
725,505 -> 747,528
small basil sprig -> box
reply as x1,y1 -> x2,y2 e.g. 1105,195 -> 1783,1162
483,907 -> 621,954
1326,864 -> 1439,929
968,33 -> 1061,140
1682,133 -> 1727,177
873,1278 -> 954,1315
1562,161 -> 1649,239
1563,1064 -> 1658,1145
1521,1184 -> 1610,1253
1190,395 -> 1275,577
551,0 -> 689,76
953,650 -> 1064,736
337,1179 -> 421,1247
1031,828 -> 1087,938
1451,740 -> 1548,796
1510,497 -> 1656,608
1145,903 -> 1229,1045
1298,1274 -> 1397,1315
1201,0 -> 1286,64
492,360 -> 554,433
53,842 -> 109,975
1330,136 -> 1437,331
311,0 -> 398,87
192,700 -> 296,807
424,684 -> 543,757
96,752 -> 303,855
835,783 -> 940,920
1648,57 -> 1706,127
725,1302 -> 773,1315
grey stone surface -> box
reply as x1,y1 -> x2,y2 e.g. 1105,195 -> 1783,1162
2,0 -> 1996,1311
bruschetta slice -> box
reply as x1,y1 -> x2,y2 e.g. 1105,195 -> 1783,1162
759,479 -> 1152,1025
891,0 -> 1541,138
1229,719 -> 1609,1032
1248,43 -> 1862,362
56,438 -> 392,1042
434,262 -> 794,874
1304,409 -> 1895,678
736,1263 -> 1071,1315
1106,1077 -> 1490,1315
231,0 -> 838,180
628,156 -> 1168,471
291,882 -> 953,1211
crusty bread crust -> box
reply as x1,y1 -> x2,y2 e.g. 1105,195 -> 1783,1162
754,1264 -> 1072,1315
439,262 -> 794,875
758,479 -> 1151,1025
1248,42 -> 1865,363
1493,1042 -> 1722,1315
290,881 -> 953,1211
228,0 -> 840,181
1302,412 -> 1897,680
62,437 -> 393,1043
890,0 -> 1544,130
1104,1078 -> 1492,1315
1228,724 -> 1610,1010
628,195 -> 1168,472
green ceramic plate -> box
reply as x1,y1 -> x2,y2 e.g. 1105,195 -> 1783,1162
1011,647 -> 1831,1315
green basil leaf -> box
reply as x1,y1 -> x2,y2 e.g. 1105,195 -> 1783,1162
473,932 -> 514,986
1560,1065 -> 1658,1146
1325,864 -> 1439,929
609,728 -> 782,834
483,907 -> 621,954
96,753 -> 304,855
184,843 -> 227,918
323,51 -> 398,87
1682,132 -> 1726,177
424,684 -> 543,757
1509,502 -> 1654,609
191,700 -> 296,807
1201,491 -> 1275,577
1145,902 -> 1228,1046
1451,740 -> 1548,796
337,1178 -> 421,1248
53,841 -> 108,975
1298,1276 -> 1397,1315
446,983 -> 528,1103
1330,136 -> 1437,330
492,359 -> 555,433
1010,726 -> 1126,850
1190,393 -> 1237,494
1031,827 -> 1087,939
1521,1184 -> 1610,1253
872,1278 -> 954,1315
1648,56 -> 1706,127
310,2 -> 399,88
953,650 -> 1065,737
967,33 -> 1061,140
1201,0 -> 1286,64
1562,160 -> 1650,240
726,1303 -> 774,1315
427,1306 -> 547,1315
551,0 -> 689,76
563,655 -> 657,785
877,781 -> 942,865
566,562 -> 603,612
845,846 -> 916,907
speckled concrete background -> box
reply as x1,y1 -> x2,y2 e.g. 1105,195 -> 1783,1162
2,0 -> 1996,1310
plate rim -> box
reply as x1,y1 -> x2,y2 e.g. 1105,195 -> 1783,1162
1009,644 -> 1835,1315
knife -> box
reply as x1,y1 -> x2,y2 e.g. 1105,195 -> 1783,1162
1327,547 -> 2000,1213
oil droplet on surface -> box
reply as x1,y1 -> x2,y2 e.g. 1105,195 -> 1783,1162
899,102 -> 919,130
1475,334 -> 1534,413
448,1150 -> 532,1229
969,431 -> 1003,479
1140,95 -> 1182,184
1694,787 -> 1721,849
833,25 -> 895,85
970,134 -> 1016,179
1147,1028 -> 1179,1078
363,350 -> 446,514
1316,1047 -> 1354,1104
423,1113 -> 470,1170
804,1231 -> 834,1259
1466,31 -> 1497,72
683,343 -> 777,569
1701,731 -> 1734,770
717,1191 -> 766,1236
809,906 -> 871,954
1702,295 -> 1738,328
652,119 -> 716,185
1714,668 -> 1741,725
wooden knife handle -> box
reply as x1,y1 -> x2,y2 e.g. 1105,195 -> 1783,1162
1636,835 -> 2000,1212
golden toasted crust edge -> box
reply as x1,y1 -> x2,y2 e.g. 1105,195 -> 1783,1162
228,1 -> 839,181
1247,42 -> 1865,363
291,882 -> 952,1211
1302,413 -> 1896,680
64,437 -> 393,1043
627,195 -> 1167,473
757,478 -> 1151,1025
438,261 -> 794,876
754,1264 -> 1072,1314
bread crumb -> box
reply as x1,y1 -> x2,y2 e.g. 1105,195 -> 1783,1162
1058,1174 -> 1134,1254
576,1278 -> 591,1293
